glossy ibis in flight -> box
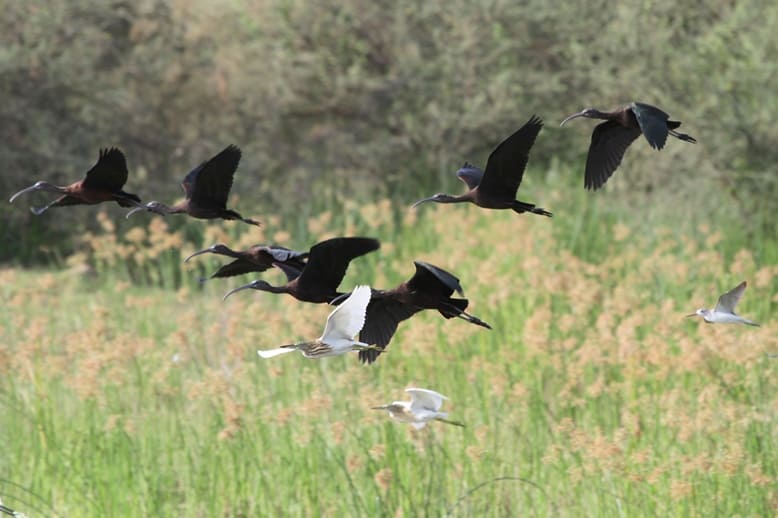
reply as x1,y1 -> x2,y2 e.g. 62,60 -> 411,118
560,101 -> 697,190
126,145 -> 259,225
686,281 -> 760,326
257,285 -> 379,359
9,148 -> 141,215
184,244 -> 308,282
223,237 -> 380,304
372,388 -> 465,429
412,115 -> 551,217
334,261 -> 491,364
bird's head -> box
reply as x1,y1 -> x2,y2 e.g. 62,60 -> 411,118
560,108 -> 601,126
685,308 -> 707,318
222,279 -> 274,300
125,201 -> 167,218
371,403 -> 403,414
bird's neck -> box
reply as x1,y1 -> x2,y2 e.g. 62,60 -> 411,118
168,202 -> 189,214
438,194 -> 469,203
592,109 -> 618,120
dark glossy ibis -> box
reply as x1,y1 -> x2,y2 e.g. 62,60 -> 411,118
560,101 -> 697,190
184,243 -> 308,282
9,148 -> 141,215
412,115 -> 551,217
334,261 -> 491,364
223,237 -> 380,303
126,145 -> 259,225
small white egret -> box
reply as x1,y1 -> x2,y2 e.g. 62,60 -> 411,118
372,388 -> 464,429
686,281 -> 760,326
258,285 -> 378,359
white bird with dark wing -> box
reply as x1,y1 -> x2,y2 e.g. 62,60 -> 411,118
258,285 -> 378,358
686,281 -> 760,326
372,388 -> 464,429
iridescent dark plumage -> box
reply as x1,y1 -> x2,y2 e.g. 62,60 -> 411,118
9,148 -> 141,214
223,237 -> 379,304
412,115 -> 551,217
126,145 -> 259,225
334,261 -> 491,364
561,101 -> 696,190
185,244 -> 308,282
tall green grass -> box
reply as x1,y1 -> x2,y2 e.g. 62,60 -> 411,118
0,175 -> 775,516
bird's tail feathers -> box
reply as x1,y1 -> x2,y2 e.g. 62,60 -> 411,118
438,298 -> 468,319
744,319 -> 761,327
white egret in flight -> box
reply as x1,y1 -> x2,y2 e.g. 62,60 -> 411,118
686,281 -> 760,326
258,285 -> 378,358
372,388 -> 464,429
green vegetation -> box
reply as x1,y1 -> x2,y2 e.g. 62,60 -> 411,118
1,176 -> 776,515
1,1 -> 776,516
1,0 -> 777,261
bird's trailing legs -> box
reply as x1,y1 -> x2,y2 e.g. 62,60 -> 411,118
513,200 -> 552,217
669,129 -> 697,143
353,343 -> 384,353
434,416 -> 465,427
455,311 -> 492,330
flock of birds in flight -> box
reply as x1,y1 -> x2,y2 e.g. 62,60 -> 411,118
8,101 -> 762,434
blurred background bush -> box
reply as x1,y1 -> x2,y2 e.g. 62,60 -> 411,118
1,0 -> 776,263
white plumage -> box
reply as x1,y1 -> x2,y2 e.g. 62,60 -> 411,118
373,387 -> 464,429
258,285 -> 375,359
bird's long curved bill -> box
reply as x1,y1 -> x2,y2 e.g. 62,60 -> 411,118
9,185 -> 41,203
559,112 -> 586,126
684,313 -> 697,318
125,206 -> 147,219
184,248 -> 213,263
411,197 -> 435,208
223,283 -> 254,301
371,405 -> 389,410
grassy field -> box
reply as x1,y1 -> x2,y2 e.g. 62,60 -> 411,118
0,179 -> 776,516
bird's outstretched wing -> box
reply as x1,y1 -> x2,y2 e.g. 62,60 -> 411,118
406,388 -> 446,412
209,259 -> 272,279
83,148 -> 129,192
455,163 -> 484,190
262,246 -> 309,264
182,145 -> 242,208
715,281 -> 747,314
321,285 -> 372,341
297,237 -> 380,294
584,121 -> 642,190
479,115 -> 543,199
358,297 -> 422,364
409,261 -> 464,297
630,102 -> 671,150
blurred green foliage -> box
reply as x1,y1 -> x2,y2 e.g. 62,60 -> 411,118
1,0 -> 776,262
